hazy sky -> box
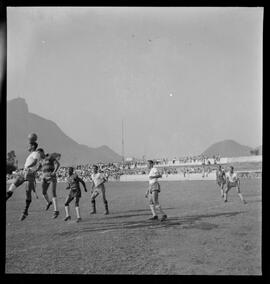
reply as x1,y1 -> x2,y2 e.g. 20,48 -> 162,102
7,7 -> 263,159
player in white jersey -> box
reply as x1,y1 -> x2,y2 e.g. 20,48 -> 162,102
145,160 -> 167,221
223,166 -> 247,204
6,142 -> 44,220
90,165 -> 109,215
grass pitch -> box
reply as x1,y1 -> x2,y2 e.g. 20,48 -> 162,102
6,179 -> 261,274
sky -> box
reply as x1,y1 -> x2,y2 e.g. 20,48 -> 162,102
7,7 -> 263,159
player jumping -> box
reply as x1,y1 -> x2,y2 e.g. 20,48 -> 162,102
40,152 -> 61,219
64,167 -> 87,222
90,165 -> 109,215
6,142 -> 43,221
145,160 -> 167,221
223,166 -> 247,204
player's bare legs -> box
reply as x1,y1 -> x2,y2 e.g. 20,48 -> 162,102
219,182 -> 226,198
223,182 -> 230,202
6,183 -> 16,201
51,180 -> 59,218
152,191 -> 167,221
64,195 -> 72,221
20,180 -> 34,221
235,180 -> 246,204
101,188 -> 109,215
42,180 -> 52,210
75,196 -> 82,222
90,191 -> 98,214
224,180 -> 246,204
148,191 -> 167,221
148,193 -> 158,220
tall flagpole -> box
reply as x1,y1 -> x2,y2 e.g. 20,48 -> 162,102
122,119 -> 125,164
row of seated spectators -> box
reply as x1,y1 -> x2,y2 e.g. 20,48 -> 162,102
6,163 -> 217,183
6,163 -> 261,183
162,154 -> 221,165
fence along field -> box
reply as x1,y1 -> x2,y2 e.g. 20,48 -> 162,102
6,177 -> 261,274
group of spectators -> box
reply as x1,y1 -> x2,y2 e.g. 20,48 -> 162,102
6,160 -> 261,183
6,161 -> 217,184
171,154 -> 221,165
141,155 -> 221,166
7,152 -> 261,183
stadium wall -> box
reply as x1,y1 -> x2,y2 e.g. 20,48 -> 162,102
226,155 -> 262,163
120,173 -> 217,182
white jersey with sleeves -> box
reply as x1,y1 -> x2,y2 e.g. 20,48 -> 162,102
148,167 -> 160,185
24,151 -> 41,172
91,172 -> 106,188
226,171 -> 238,183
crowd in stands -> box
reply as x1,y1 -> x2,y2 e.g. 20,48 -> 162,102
169,154 -> 221,165
5,160 -> 218,183
6,152 -> 262,183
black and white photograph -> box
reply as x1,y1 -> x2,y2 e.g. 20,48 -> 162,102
5,7 -> 263,275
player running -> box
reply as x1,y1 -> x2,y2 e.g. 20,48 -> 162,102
6,142 -> 43,221
90,165 -> 109,215
64,167 -> 87,222
40,152 -> 61,219
145,160 -> 167,221
223,166 -> 247,204
216,165 -> 226,198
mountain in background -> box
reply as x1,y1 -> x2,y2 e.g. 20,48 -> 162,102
201,139 -> 260,157
7,98 -> 122,167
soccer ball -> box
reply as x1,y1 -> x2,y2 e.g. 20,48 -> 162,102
28,133 -> 38,143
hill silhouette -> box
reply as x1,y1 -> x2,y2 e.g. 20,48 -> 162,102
201,139 -> 254,157
7,98 -> 122,167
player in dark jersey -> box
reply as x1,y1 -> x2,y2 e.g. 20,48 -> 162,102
64,167 -> 87,222
216,165 -> 226,198
41,152 -> 61,219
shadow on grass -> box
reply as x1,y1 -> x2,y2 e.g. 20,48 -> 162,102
103,207 -> 176,219
55,210 -> 244,237
244,199 -> 261,204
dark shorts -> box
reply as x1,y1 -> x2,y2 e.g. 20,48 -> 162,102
42,172 -> 57,183
65,190 -> 81,206
217,178 -> 226,186
69,189 -> 81,199
227,180 -> 239,188
13,171 -> 35,187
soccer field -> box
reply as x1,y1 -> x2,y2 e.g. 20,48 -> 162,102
6,179 -> 261,275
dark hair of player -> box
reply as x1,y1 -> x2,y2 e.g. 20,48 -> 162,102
30,142 -> 38,150
68,167 -> 74,174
